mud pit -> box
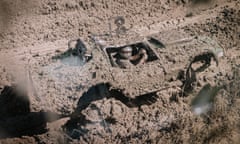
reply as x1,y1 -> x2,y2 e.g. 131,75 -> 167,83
0,0 -> 240,143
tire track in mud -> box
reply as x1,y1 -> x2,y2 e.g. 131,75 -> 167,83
0,1 -> 235,60
134,2 -> 236,36
0,9 -> 218,62
0,39 -> 68,65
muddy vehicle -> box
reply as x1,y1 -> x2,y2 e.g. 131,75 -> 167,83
51,17 -> 222,99
89,27 -> 223,98
59,27 -> 223,139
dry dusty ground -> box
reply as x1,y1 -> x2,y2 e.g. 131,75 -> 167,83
0,0 -> 240,143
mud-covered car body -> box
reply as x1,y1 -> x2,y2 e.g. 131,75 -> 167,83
91,29 -> 222,98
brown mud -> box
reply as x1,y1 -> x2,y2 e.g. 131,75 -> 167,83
0,0 -> 240,143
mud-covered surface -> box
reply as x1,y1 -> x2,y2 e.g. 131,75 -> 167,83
0,0 -> 240,143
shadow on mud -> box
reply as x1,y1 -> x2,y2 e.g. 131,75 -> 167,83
63,82 -> 159,139
74,83 -> 159,113
0,85 -> 62,139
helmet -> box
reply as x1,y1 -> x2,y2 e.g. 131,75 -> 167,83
119,46 -> 132,59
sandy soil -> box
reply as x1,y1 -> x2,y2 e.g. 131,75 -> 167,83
0,0 -> 240,143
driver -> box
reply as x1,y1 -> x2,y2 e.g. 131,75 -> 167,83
116,46 -> 148,68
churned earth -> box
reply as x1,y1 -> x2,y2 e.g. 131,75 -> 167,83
0,0 -> 239,143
